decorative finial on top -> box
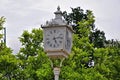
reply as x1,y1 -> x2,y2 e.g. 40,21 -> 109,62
42,6 -> 67,26
57,6 -> 60,11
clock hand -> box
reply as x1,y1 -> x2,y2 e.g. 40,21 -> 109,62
54,39 -> 57,43
55,37 -> 63,39
53,37 -> 57,43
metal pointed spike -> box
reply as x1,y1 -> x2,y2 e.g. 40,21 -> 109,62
57,6 -> 60,11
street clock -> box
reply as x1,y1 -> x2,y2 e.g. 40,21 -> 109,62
42,6 -> 73,58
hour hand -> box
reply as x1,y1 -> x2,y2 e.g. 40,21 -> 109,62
53,37 -> 57,43
54,39 -> 57,43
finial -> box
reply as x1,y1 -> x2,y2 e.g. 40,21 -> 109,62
57,6 -> 60,11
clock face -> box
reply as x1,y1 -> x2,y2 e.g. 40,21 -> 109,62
65,29 -> 72,52
45,29 -> 64,48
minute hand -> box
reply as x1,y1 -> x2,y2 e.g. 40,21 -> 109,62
55,37 -> 63,39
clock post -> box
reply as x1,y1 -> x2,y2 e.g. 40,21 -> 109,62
42,6 -> 74,80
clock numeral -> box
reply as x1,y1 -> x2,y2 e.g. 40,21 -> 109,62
46,38 -> 49,40
46,41 -> 50,44
54,30 -> 56,33
59,41 -> 62,43
53,44 -> 56,48
59,37 -> 63,39
59,33 -> 63,35
50,44 -> 52,47
57,44 -> 59,47
50,31 -> 52,34
47,34 -> 50,36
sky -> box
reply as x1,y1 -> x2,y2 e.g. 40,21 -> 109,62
0,0 -> 120,53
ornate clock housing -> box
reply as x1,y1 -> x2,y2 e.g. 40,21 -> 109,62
42,7 -> 73,58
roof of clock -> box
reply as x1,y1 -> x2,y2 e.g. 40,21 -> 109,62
43,6 -> 68,26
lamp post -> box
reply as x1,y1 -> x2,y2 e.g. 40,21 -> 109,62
42,6 -> 73,80
3,27 -> 6,45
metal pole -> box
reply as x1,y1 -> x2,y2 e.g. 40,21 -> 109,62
3,27 -> 6,45
54,67 -> 60,80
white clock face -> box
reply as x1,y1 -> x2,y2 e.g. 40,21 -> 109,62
45,29 -> 64,48
65,29 -> 72,52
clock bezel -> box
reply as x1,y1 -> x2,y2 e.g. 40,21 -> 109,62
43,26 -> 66,52
45,29 -> 64,48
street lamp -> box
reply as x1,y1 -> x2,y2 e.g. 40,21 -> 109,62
42,6 -> 74,80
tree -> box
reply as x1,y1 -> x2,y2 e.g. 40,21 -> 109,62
60,18 -> 107,80
0,17 -> 21,80
17,29 -> 53,80
63,7 -> 106,48
89,29 -> 106,48
61,7 -> 120,80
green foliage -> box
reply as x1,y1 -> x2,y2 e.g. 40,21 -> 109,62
90,29 -> 106,48
63,7 -> 106,48
0,17 -> 21,80
0,16 -> 5,30
17,28 -> 53,80
61,7 -> 120,80
19,29 -> 43,57
0,47 -> 21,80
